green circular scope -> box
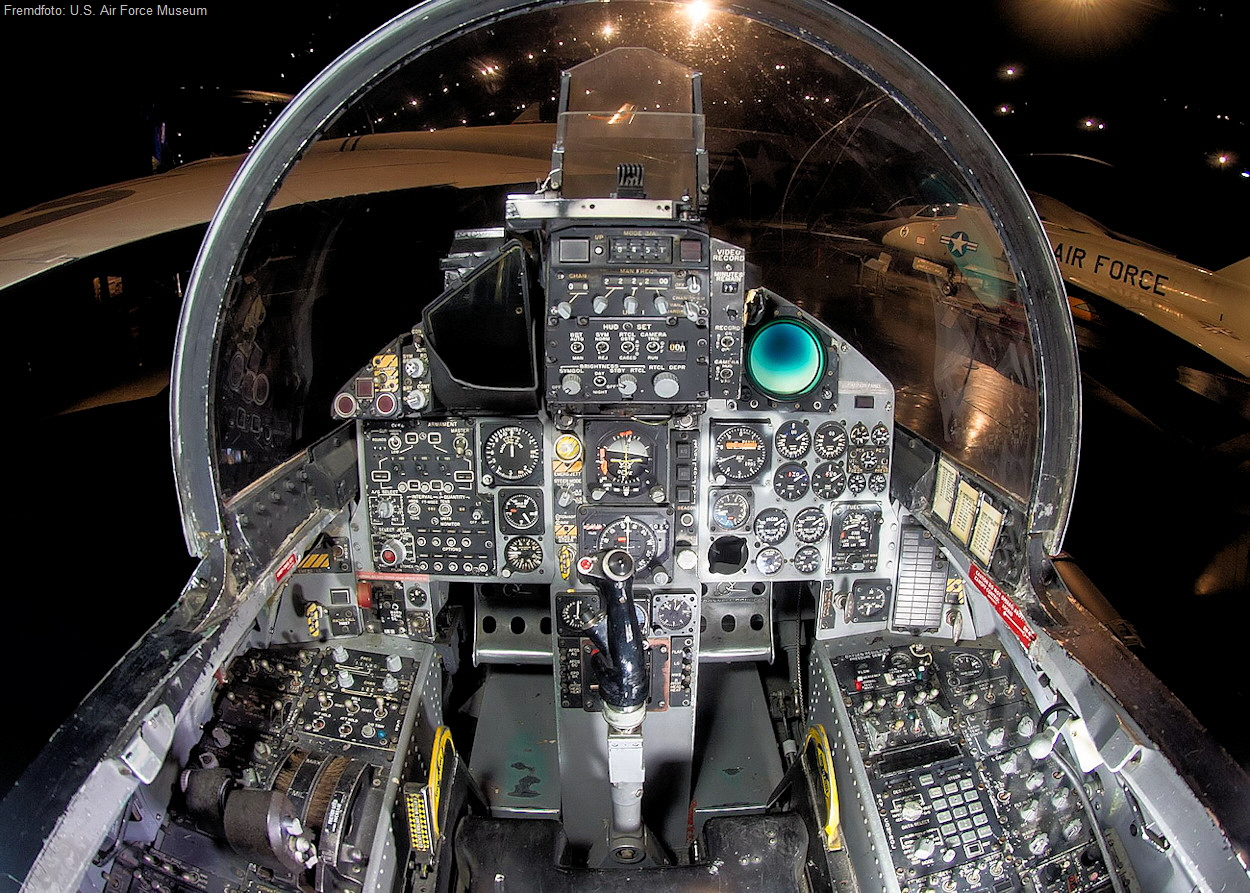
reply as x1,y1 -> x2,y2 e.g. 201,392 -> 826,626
745,318 -> 827,399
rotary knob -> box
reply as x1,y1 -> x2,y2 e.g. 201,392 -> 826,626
653,371 -> 680,399
617,374 -> 638,397
561,374 -> 583,396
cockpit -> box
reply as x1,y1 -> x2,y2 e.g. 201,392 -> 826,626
4,2 -> 1247,892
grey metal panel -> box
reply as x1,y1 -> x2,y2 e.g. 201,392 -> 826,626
691,664 -> 784,831
470,671 -> 562,819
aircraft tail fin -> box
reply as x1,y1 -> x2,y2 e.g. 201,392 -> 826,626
1216,257 -> 1250,287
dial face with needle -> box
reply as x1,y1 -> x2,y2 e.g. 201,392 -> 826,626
594,428 -> 656,496
504,536 -> 543,573
484,425 -> 540,482
652,593 -> 694,632
501,492 -> 540,532
713,424 -> 769,481
596,516 -> 658,569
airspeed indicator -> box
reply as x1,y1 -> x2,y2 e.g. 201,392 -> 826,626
714,424 -> 769,481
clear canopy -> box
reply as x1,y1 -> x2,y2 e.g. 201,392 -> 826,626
172,0 -> 1078,590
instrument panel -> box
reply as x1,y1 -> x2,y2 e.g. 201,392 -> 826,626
357,406 -> 894,590
348,226 -> 901,647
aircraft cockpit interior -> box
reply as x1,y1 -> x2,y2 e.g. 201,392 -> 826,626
4,2 -> 1248,892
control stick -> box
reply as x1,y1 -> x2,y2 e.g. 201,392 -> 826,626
576,549 -> 650,729
577,549 -> 652,863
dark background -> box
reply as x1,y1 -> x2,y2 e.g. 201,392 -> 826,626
1,0 -> 1246,794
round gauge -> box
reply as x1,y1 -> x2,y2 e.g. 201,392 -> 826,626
853,583 -> 888,620
755,547 -> 785,575
753,508 -> 790,545
714,425 -> 769,481
501,492 -> 540,532
871,423 -> 890,446
792,545 -> 821,575
596,516 -> 658,569
950,652 -> 986,682
811,462 -> 846,500
559,595 -> 595,632
774,420 -> 812,460
595,429 -> 656,495
857,448 -> 881,471
839,509 -> 874,550
868,472 -> 888,495
793,506 -> 829,544
504,536 -> 543,573
813,421 -> 847,460
484,426 -> 540,482
847,472 -> 867,494
889,648 -> 915,671
711,491 -> 751,531
773,462 -> 811,501
849,421 -> 871,446
652,593 -> 694,632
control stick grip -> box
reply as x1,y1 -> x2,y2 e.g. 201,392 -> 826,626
577,550 -> 649,711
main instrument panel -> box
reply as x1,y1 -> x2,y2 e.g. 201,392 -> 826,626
346,249 -> 897,623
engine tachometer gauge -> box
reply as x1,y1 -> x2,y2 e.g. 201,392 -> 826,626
813,421 -> 847,460
713,424 -> 769,481
484,425 -> 540,482
774,420 -> 812,460
594,428 -> 656,496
